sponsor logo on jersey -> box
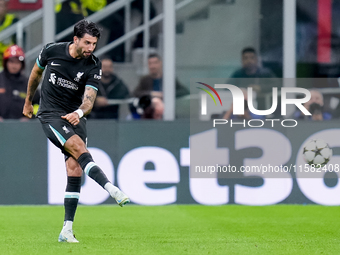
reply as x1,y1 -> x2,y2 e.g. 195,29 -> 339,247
74,72 -> 84,82
51,62 -> 60,66
57,77 -> 78,90
94,74 -> 101,80
49,73 -> 78,90
49,73 -> 56,84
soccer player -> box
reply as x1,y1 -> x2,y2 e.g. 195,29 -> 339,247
22,19 -> 130,243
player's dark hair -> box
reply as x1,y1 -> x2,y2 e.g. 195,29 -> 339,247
74,19 -> 101,39
242,47 -> 257,55
148,53 -> 161,60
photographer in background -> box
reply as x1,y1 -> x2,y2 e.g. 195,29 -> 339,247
293,89 -> 332,121
129,94 -> 164,120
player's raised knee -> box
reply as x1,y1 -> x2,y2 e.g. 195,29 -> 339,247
64,135 -> 87,158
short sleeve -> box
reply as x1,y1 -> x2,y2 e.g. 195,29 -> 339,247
85,62 -> 102,91
36,44 -> 50,70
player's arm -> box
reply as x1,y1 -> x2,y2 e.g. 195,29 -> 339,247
62,86 -> 97,125
23,63 -> 44,118
79,86 -> 97,115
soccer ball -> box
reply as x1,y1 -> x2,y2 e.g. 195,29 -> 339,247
303,139 -> 332,167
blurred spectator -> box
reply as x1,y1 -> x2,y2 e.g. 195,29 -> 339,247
223,88 -> 264,121
228,47 -> 279,114
293,89 -> 331,121
228,47 -> 277,95
0,0 -> 19,70
0,45 -> 39,121
91,56 -> 130,119
133,53 -> 189,99
229,47 -> 276,90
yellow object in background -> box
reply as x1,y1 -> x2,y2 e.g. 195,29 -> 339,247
33,104 -> 39,116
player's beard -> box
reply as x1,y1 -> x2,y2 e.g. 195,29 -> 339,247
76,46 -> 91,59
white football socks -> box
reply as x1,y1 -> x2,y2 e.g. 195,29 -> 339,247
62,220 -> 73,231
104,182 -> 119,197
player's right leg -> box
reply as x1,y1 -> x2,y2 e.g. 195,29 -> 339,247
41,119 -> 130,208
64,135 -> 130,207
39,114 -> 129,206
38,114 -> 129,243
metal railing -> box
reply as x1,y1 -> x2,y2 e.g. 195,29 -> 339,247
0,8 -> 43,47
0,0 -> 194,69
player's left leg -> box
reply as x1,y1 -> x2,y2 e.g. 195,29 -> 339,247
58,157 -> 82,243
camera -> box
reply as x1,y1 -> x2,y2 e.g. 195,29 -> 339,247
309,103 -> 322,115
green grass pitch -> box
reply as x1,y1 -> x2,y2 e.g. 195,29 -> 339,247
0,205 -> 339,255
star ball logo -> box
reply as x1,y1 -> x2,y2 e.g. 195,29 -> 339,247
196,82 -> 312,128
